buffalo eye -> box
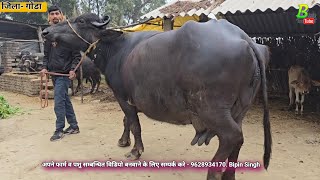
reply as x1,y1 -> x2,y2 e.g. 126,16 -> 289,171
79,19 -> 85,24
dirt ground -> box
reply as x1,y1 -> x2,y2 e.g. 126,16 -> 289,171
1,83 -> 320,180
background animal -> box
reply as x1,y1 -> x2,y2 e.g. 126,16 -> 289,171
71,54 -> 101,95
288,65 -> 320,114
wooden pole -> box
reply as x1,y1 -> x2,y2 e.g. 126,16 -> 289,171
80,64 -> 83,103
163,17 -> 174,31
37,26 -> 44,53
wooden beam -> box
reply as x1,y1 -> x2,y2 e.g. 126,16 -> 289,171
163,17 -> 173,31
37,26 -> 44,53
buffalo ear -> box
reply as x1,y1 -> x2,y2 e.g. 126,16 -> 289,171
290,80 -> 299,85
99,29 -> 123,40
312,80 -> 320,86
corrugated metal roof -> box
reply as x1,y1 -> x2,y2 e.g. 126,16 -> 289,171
0,18 -> 49,40
0,18 -> 48,28
212,0 -> 320,15
142,0 -> 320,20
141,0 -> 223,19
223,6 -> 320,36
140,0 -> 320,36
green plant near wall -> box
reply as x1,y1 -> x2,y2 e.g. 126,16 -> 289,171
0,96 -> 21,119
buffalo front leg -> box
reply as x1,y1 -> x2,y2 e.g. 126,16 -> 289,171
115,95 -> 144,160
205,110 -> 243,180
118,116 -> 131,147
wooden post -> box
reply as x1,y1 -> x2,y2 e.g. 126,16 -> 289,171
80,64 -> 83,103
37,26 -> 44,53
163,16 -> 174,31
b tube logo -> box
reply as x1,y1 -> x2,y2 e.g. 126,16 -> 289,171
296,4 -> 316,25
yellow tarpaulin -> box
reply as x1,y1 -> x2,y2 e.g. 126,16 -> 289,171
123,15 -> 200,32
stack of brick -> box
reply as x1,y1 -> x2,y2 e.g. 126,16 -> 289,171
0,72 -> 52,97
0,42 -> 20,72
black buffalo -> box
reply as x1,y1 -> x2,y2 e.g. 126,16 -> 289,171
71,54 -> 101,95
42,13 -> 272,180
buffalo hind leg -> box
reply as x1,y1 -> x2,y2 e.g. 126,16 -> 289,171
206,110 -> 243,180
125,114 -> 144,160
70,80 -> 75,96
115,95 -> 144,160
89,78 -> 95,94
118,116 -> 131,147
95,79 -> 100,93
222,112 -> 246,180
75,78 -> 81,94
221,135 -> 243,180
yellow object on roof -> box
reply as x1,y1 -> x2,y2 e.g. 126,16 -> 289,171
123,15 -> 200,32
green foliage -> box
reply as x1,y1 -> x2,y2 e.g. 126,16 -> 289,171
0,96 -> 21,119
105,0 -> 166,25
48,0 -> 79,18
79,0 -> 166,26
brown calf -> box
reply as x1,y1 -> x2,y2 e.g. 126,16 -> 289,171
288,65 -> 320,114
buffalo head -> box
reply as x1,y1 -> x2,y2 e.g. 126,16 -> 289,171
42,13 -> 123,51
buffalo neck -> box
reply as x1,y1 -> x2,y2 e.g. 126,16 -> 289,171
92,31 -> 160,93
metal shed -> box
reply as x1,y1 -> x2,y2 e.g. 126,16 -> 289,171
212,0 -> 320,36
0,18 -> 49,72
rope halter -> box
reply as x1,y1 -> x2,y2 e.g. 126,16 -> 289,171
66,19 -> 100,52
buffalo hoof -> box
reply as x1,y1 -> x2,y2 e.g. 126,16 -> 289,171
207,170 -> 222,180
118,138 -> 131,147
124,148 -> 143,160
222,172 -> 235,180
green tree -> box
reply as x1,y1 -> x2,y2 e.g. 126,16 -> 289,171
79,0 -> 106,17
79,0 -> 166,26
47,0 -> 78,18
106,0 -> 166,25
